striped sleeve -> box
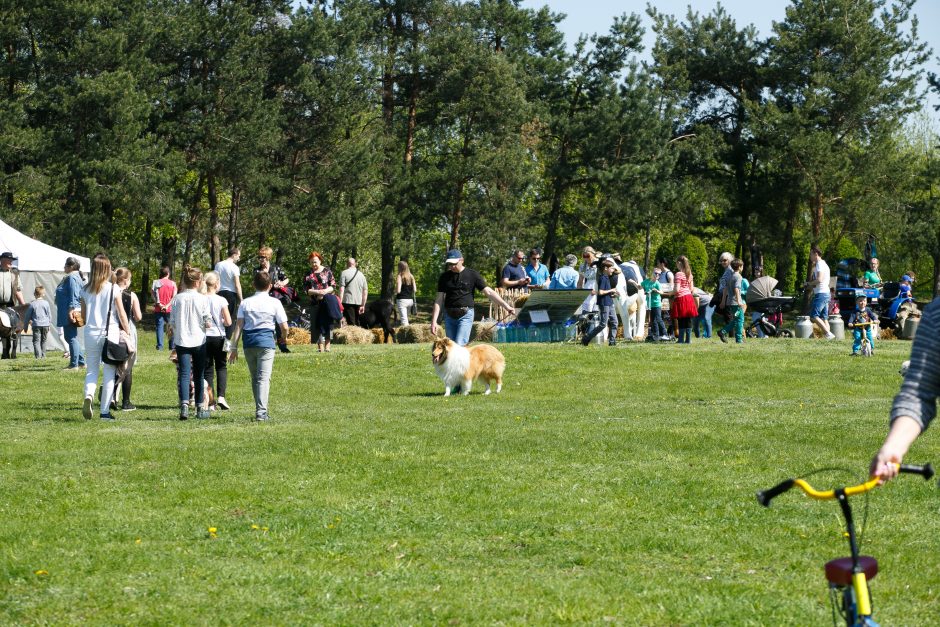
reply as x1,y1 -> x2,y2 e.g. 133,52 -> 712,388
891,298 -> 940,431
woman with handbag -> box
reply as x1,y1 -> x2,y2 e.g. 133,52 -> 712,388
169,265 -> 211,420
303,251 -> 337,353
80,253 -> 130,421
56,256 -> 86,370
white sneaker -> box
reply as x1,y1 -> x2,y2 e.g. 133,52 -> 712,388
826,332 -> 836,340
217,396 -> 230,410
82,395 -> 93,420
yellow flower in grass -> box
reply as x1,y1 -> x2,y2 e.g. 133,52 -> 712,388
251,524 -> 260,530
208,526 -> 218,539
34,570 -> 48,576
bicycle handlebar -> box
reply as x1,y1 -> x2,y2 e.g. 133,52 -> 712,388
757,463 -> 935,507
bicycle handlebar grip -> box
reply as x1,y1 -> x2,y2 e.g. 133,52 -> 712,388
757,479 -> 795,507
899,463 -> 935,481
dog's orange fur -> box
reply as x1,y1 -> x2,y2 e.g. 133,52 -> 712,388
431,337 -> 505,396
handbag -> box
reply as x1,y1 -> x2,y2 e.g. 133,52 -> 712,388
69,308 -> 85,327
102,285 -> 130,365
324,293 -> 344,321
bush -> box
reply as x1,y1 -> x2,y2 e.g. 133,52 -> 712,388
655,234 -> 708,285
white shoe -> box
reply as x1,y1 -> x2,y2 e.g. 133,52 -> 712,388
82,395 -> 93,420
826,332 -> 836,340
217,396 -> 229,410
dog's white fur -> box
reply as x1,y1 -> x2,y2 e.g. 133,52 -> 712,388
432,338 -> 505,396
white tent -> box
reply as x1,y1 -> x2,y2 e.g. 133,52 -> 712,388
0,219 -> 91,351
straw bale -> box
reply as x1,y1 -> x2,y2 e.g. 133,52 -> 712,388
285,327 -> 311,346
470,321 -> 495,342
332,325 -> 376,345
396,324 -> 443,344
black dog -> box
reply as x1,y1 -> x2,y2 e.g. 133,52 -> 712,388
358,299 -> 396,343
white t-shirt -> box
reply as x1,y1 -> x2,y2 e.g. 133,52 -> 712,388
82,282 -> 121,342
206,293 -> 229,338
813,259 -> 831,295
169,289 -> 209,348
215,259 -> 240,293
237,291 -> 288,331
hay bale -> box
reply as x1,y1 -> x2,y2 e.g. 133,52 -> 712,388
370,328 -> 386,344
880,327 -> 897,341
396,323 -> 443,344
285,327 -> 311,345
332,325 -> 376,345
470,321 -> 495,342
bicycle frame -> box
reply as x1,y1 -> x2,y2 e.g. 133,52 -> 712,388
757,464 -> 934,626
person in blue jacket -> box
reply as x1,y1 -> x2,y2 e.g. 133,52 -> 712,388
55,256 -> 86,369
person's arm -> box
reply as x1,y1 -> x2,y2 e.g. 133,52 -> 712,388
228,318 -> 244,363
483,286 -> 514,315
577,273 -> 584,289
338,274 -> 346,302
870,416 -> 922,481
279,321 -> 289,339
430,292 -> 445,336
360,281 -> 368,314
114,290 -> 130,334
221,304 -> 232,327
396,275 -> 403,296
131,293 -> 143,322
235,271 -> 243,300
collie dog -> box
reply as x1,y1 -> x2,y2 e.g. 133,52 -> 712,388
431,337 -> 505,396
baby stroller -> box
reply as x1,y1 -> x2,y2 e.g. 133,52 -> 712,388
744,276 -> 796,338
272,285 -> 310,330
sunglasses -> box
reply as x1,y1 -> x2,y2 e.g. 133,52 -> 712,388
530,256 -> 540,260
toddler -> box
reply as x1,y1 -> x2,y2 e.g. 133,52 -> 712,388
25,286 -> 52,358
848,295 -> 876,356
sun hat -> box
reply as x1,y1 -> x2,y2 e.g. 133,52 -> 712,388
0,252 -> 17,261
445,250 -> 463,264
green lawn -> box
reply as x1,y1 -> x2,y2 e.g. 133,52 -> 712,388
1,335 -> 938,625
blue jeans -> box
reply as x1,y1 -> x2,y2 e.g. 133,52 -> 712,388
445,308 -> 474,346
176,344 -> 207,406
155,312 -> 174,350
853,328 -> 874,353
583,304 -> 618,345
64,324 -> 85,367
649,307 -> 667,337
810,293 -> 830,321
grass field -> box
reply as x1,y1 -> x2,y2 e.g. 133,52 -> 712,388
2,333 -> 939,625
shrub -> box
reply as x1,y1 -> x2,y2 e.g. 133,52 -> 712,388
655,234 -> 708,285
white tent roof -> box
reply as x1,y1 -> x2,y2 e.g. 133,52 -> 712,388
0,218 -> 90,272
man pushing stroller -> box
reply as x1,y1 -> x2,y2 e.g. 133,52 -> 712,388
848,294 -> 877,357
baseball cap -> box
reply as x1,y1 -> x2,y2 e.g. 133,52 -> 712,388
901,274 -> 912,282
444,250 -> 463,264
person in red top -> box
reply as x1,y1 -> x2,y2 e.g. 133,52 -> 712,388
667,255 -> 698,344
151,266 -> 178,350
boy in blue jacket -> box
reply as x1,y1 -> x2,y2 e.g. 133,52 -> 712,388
847,294 -> 876,356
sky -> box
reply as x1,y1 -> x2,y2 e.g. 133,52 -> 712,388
518,0 -> 940,113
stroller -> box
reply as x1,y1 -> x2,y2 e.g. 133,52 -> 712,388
744,276 -> 796,338
271,285 -> 310,330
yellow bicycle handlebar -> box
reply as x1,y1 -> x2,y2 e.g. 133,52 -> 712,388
757,464 -> 934,507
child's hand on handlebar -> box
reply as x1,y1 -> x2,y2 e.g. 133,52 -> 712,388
870,450 -> 903,483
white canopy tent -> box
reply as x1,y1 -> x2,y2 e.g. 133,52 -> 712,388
0,219 -> 91,351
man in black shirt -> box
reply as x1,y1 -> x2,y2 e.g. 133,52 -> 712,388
431,250 -> 514,345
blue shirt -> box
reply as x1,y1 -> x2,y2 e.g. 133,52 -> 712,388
526,263 -> 550,288
501,262 -> 527,286
549,266 -> 579,290
597,274 -> 613,307
55,271 -> 84,327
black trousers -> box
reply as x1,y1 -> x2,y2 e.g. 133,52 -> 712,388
203,336 -> 228,397
343,304 -> 360,327
218,290 -> 238,338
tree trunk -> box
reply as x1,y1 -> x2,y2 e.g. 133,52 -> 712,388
99,200 -> 115,251
183,174 -> 204,266
208,173 -> 220,267
643,210 -> 652,274
140,218 -> 152,310
933,253 -> 940,299
776,196 -> 798,293
228,185 -> 239,251
161,235 -> 177,277
450,179 -> 466,250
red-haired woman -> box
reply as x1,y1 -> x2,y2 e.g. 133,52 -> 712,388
303,252 -> 337,352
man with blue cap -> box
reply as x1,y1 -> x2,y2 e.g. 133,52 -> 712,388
431,250 -> 514,346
